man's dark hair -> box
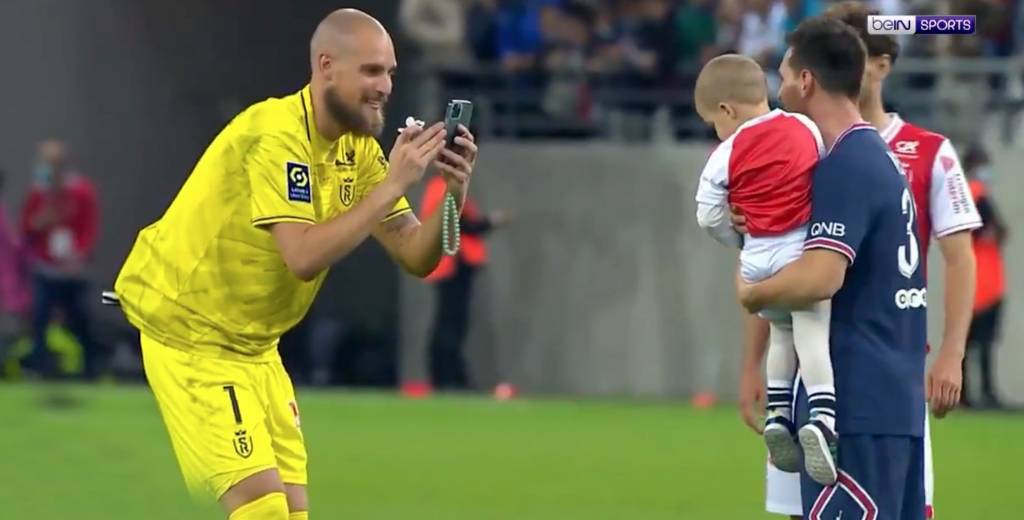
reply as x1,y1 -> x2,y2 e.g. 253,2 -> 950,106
825,1 -> 901,63
786,17 -> 868,100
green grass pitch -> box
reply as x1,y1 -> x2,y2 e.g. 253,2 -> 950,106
1,383 -> 1020,519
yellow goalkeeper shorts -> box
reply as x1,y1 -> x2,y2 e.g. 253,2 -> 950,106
140,333 -> 308,500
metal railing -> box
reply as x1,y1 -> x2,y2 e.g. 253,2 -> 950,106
411,57 -> 1024,144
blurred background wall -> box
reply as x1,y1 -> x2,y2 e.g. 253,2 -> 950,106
400,143 -> 1024,401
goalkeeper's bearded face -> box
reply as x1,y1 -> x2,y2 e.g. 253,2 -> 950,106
322,29 -> 396,137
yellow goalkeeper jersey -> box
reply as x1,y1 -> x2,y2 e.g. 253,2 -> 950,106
115,85 -> 411,361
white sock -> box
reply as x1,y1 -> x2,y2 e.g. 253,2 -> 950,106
766,322 -> 797,421
792,301 -> 837,433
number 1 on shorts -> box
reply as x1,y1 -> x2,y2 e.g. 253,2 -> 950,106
223,385 -> 243,425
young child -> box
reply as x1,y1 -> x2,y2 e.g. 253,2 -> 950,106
692,54 -> 838,486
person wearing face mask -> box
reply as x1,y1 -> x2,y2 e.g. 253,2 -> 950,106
20,139 -> 99,379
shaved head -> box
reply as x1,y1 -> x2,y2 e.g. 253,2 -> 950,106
309,9 -> 395,137
694,54 -> 768,112
310,8 -> 388,68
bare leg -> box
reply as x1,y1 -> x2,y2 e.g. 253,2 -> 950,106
284,483 -> 308,514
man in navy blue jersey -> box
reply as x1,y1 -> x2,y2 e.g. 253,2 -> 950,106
737,17 -> 928,520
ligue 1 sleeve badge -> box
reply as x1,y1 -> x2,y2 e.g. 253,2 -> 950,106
286,161 -> 312,203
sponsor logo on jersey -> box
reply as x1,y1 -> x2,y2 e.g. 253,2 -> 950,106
286,161 -> 312,203
946,173 -> 971,215
335,149 -> 357,168
810,221 -> 846,238
893,140 -> 919,156
894,288 -> 927,309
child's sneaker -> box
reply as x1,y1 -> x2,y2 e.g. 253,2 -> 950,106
799,419 -> 838,486
764,416 -> 801,473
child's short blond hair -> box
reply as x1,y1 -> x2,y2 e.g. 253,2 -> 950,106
694,54 -> 768,112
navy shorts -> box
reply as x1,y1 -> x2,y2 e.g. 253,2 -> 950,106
800,435 -> 925,519
795,386 -> 926,519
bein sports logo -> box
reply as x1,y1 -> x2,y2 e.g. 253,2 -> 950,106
867,15 -> 975,35
894,288 -> 927,310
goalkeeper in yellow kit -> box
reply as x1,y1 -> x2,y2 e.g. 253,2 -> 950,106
113,9 -> 477,520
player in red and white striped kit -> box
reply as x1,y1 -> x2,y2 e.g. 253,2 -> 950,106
692,55 -> 840,486
753,4 -> 983,518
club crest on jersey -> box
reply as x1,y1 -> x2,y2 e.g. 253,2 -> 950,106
340,177 -> 355,206
233,429 -> 253,458
893,140 -> 919,156
940,155 -> 955,173
286,161 -> 312,203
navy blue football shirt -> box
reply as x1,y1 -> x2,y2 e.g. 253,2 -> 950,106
803,123 -> 928,437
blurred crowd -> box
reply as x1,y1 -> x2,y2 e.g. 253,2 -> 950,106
402,0 -> 1024,138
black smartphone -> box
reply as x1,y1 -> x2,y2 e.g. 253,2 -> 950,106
444,99 -> 473,149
